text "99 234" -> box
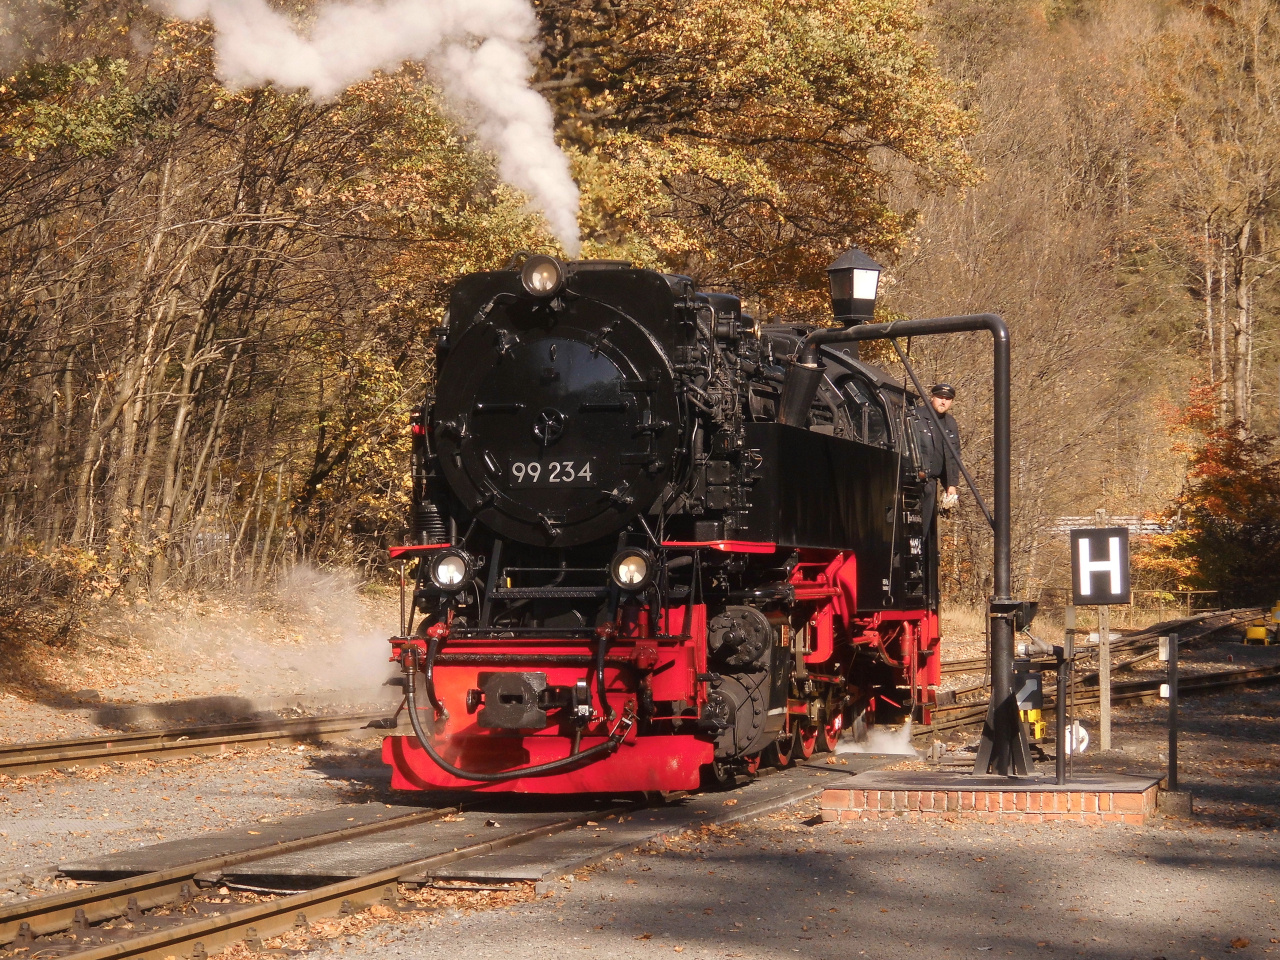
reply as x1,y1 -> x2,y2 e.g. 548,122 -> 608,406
508,459 -> 595,487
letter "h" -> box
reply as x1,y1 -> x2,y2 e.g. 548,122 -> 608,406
1079,537 -> 1122,596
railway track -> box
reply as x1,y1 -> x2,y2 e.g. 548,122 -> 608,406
9,611 -> 1250,777
924,662 -> 1280,735
0,804 -> 598,960
0,768 -> 828,960
0,714 -> 384,778
938,607 -> 1263,677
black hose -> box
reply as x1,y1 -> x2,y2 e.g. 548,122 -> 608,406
423,631 -> 450,721
401,648 -> 632,783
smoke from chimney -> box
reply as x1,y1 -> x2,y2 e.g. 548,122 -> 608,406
162,0 -> 581,255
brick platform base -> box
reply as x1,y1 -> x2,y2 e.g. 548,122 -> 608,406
820,772 -> 1161,825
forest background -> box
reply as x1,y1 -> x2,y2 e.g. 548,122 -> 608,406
2,0 -> 1278,642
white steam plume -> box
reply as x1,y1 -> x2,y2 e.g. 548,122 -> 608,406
836,721 -> 920,756
161,0 -> 580,255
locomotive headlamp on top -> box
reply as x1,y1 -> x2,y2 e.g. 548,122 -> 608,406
520,254 -> 566,298
428,549 -> 475,591
609,548 -> 654,591
827,247 -> 882,325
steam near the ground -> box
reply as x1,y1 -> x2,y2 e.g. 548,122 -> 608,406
836,721 -> 920,756
0,0 -> 48,71
158,0 -> 581,254
118,565 -> 399,709
262,565 -> 399,697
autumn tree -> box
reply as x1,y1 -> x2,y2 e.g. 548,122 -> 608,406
1134,0 -> 1280,431
1,0 -> 982,610
0,0 -> 544,602
534,0 -> 977,314
874,1 -> 1168,602
1134,387 -> 1280,605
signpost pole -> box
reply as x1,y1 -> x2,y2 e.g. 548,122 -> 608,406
1157,632 -> 1192,815
1095,508 -> 1112,753
1057,605 -> 1075,786
1099,602 -> 1111,752
1167,631 -> 1179,792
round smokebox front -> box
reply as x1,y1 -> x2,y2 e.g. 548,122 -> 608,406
433,312 -> 679,546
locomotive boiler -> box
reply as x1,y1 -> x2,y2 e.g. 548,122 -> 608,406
382,251 -> 945,793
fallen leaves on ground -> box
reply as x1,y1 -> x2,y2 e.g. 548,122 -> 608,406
211,882 -> 533,960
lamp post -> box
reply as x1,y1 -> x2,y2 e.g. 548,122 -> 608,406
779,245 -> 1032,774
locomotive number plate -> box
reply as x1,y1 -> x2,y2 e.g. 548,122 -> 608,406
507,459 -> 596,487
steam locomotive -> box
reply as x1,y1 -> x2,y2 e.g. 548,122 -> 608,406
382,253 -> 943,793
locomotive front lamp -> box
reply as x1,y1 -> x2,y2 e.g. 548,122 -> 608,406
827,248 -> 883,325
610,548 -> 654,591
520,254 -> 566,298
429,550 -> 473,591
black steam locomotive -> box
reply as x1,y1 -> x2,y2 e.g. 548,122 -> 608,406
383,253 -> 943,793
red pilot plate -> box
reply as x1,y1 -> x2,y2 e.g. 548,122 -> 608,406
661,540 -> 777,554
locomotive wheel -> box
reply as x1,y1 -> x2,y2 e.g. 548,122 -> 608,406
762,730 -> 794,769
702,758 -> 737,790
815,708 -> 844,753
795,722 -> 818,761
744,753 -> 762,775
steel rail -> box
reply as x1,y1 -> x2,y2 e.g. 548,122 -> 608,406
1096,608 -> 1265,678
937,608 -> 1261,677
923,663 -> 1280,735
12,808 -> 621,960
0,807 -> 454,945
0,714 -> 383,778
940,651 -> 1091,677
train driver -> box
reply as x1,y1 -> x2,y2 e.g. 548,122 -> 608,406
914,382 -> 962,538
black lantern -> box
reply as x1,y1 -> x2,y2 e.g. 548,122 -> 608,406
827,248 -> 882,325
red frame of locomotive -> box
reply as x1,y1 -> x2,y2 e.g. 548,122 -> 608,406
383,540 -> 940,793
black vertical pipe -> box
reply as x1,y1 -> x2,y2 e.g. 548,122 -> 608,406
399,560 -> 407,637
1055,654 -> 1067,785
1061,606 -> 1076,784
988,319 -> 1017,774
1168,631 -> 1179,792
790,314 -> 1027,774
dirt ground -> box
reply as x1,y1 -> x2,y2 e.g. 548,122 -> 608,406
0,569 -> 403,744
297,802 -> 1278,960
1,599 -> 1277,957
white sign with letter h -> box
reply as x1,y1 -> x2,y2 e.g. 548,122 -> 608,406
1077,536 -> 1123,597
1070,527 -> 1131,606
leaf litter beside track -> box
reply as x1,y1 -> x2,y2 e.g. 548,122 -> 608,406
213,885 -> 536,960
